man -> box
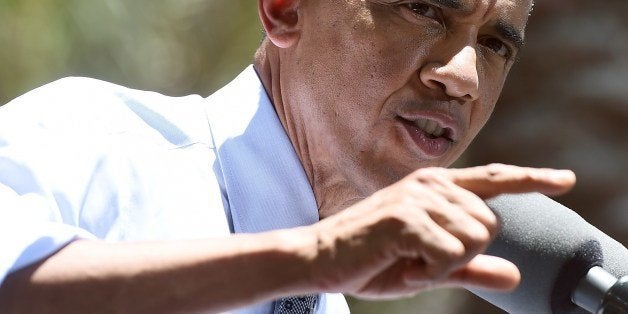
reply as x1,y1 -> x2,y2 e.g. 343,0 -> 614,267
0,0 -> 575,313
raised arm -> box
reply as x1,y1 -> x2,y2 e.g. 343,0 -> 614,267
0,164 -> 576,313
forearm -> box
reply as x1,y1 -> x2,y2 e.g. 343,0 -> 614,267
0,228 -> 319,313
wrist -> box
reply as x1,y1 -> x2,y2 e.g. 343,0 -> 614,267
264,226 -> 322,295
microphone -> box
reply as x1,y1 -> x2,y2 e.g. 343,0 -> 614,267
469,193 -> 628,313
572,266 -> 627,313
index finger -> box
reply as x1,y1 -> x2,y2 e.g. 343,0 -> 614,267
445,164 -> 576,199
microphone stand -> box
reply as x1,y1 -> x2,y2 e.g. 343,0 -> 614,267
572,267 -> 628,313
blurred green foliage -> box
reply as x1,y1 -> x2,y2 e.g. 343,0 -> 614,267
0,0 -> 262,104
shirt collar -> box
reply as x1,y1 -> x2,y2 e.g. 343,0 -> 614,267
204,65 -> 319,233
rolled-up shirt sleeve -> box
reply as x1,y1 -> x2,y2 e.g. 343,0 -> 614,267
0,152 -> 96,285
0,78 -> 107,285
0,76 -> 220,286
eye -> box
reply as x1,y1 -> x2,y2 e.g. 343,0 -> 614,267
402,2 -> 442,23
479,37 -> 512,59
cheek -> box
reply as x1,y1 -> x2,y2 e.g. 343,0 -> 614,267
296,9 -> 429,116
468,74 -> 505,134
471,102 -> 496,135
344,24 -> 431,101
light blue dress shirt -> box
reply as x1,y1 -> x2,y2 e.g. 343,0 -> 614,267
0,66 -> 350,313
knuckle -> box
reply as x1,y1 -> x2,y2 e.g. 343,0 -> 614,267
527,170 -> 548,184
380,207 -> 421,236
415,166 -> 441,176
483,216 -> 500,236
400,179 -> 420,193
425,242 -> 466,279
485,163 -> 510,177
415,167 -> 447,182
466,226 -> 492,248
516,170 -> 535,182
443,240 -> 466,261
474,204 -> 499,232
390,177 -> 414,194
383,210 -> 411,229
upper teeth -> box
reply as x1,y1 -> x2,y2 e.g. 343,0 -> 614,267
416,118 -> 445,137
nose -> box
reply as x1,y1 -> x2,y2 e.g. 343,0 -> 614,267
419,45 -> 480,102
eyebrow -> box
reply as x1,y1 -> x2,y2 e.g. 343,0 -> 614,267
431,0 -> 464,10
419,0 -> 527,50
494,20 -> 525,51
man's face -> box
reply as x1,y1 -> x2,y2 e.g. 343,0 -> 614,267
281,0 -> 533,195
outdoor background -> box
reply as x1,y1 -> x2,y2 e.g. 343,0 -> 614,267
1,0 -> 626,313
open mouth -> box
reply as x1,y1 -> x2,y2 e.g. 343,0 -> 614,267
412,117 -> 454,142
396,116 -> 456,158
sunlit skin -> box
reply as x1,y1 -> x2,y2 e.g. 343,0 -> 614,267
0,1 -> 581,312
256,0 -> 533,218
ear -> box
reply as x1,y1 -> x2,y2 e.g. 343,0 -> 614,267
258,0 -> 301,48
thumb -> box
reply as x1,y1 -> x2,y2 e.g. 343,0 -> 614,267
447,254 -> 521,292
403,254 -> 521,291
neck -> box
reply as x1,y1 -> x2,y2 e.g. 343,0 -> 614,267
253,42 -> 365,219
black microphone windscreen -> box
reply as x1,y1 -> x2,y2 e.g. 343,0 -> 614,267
469,193 -> 628,313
